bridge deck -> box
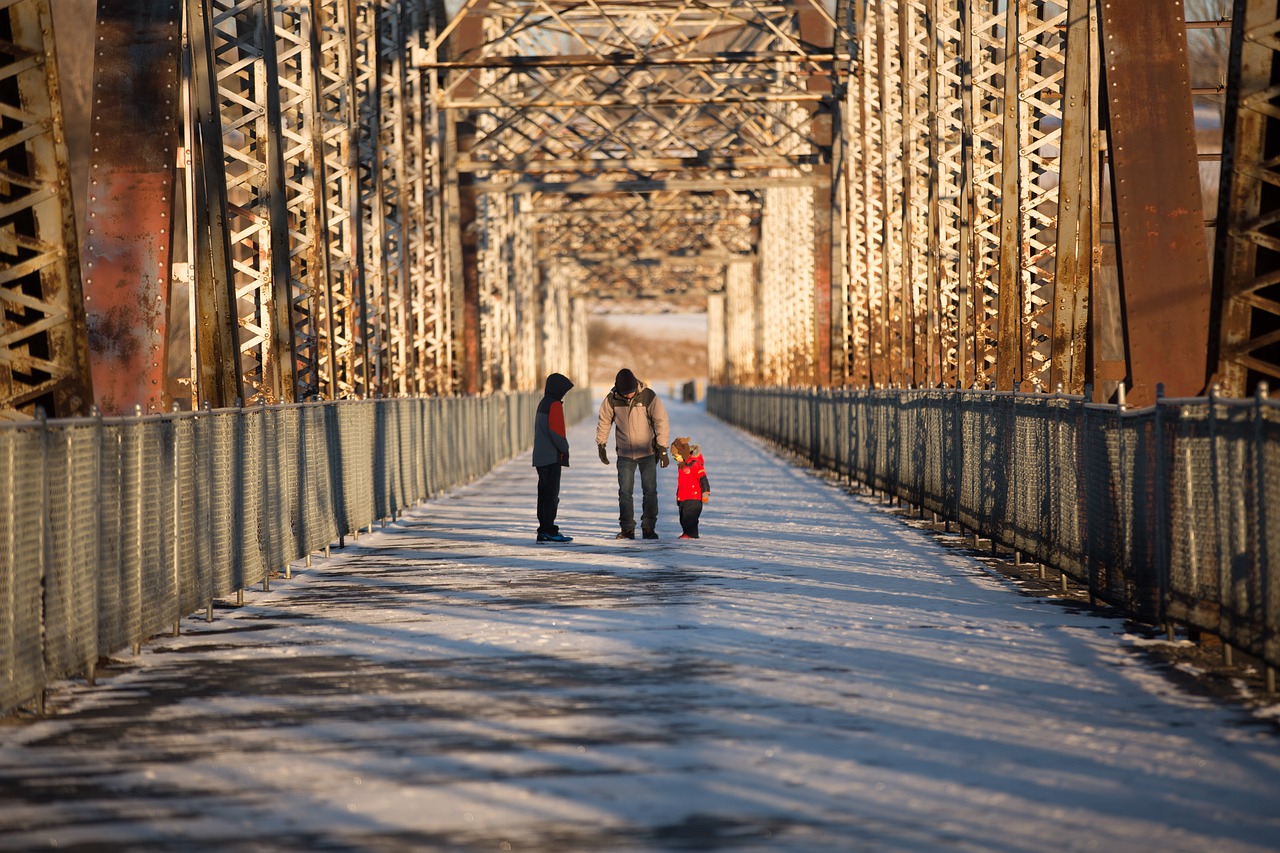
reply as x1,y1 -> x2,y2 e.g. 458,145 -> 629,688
1,399 -> 1278,851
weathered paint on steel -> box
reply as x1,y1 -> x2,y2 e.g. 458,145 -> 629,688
1101,0 -> 1212,405
83,2 -> 180,415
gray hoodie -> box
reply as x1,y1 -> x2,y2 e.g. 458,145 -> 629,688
532,373 -> 573,467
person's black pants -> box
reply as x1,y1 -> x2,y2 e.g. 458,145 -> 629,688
536,464 -> 562,535
616,454 -> 658,533
678,499 -> 702,538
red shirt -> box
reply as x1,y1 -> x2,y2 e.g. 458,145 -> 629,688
675,454 -> 708,502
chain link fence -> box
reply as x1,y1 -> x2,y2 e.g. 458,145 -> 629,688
0,390 -> 592,716
709,386 -> 1279,674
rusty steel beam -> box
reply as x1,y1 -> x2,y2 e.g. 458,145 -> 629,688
1101,0 -> 1212,404
83,1 -> 182,415
0,0 -> 92,419
185,0 -> 242,409
1050,0 -> 1095,395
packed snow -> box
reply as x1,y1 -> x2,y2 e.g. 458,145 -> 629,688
1,398 -> 1277,852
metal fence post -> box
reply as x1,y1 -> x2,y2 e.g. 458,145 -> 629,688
1153,383 -> 1170,634
1255,381 -> 1273,693
132,404 -> 144,654
171,403 -> 181,637
35,407 -> 49,715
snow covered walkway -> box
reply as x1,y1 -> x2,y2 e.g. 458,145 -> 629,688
2,399 -> 1279,852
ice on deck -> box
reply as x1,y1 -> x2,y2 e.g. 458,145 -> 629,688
1,398 -> 1278,852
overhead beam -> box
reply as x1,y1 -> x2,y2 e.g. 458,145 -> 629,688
564,251 -> 757,264
422,50 -> 852,70
444,93 -> 833,110
476,175 -> 821,195
458,154 -> 826,173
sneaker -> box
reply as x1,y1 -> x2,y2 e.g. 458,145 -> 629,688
642,529 -> 659,540
615,530 -> 635,540
537,532 -> 573,543
678,533 -> 691,539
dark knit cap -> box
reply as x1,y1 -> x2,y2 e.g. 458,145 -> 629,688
614,368 -> 639,395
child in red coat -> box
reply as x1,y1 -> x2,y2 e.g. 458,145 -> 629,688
670,436 -> 711,539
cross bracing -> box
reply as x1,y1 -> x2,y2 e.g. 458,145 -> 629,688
0,0 -> 1270,419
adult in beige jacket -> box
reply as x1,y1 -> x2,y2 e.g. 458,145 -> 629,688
596,368 -> 671,539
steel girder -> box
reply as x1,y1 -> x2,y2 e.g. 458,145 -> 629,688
841,0 -> 1058,390
724,258 -> 758,382
836,0 -> 1214,402
434,0 -> 838,385
0,0 -> 91,420
64,0 -> 455,415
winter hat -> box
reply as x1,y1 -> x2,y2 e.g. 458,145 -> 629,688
614,368 -> 639,395
670,436 -> 692,463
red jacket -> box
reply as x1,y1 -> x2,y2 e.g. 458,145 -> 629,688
676,453 -> 709,502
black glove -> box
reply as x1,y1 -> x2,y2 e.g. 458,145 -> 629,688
657,447 -> 670,468
598,444 -> 610,465
559,450 -> 570,467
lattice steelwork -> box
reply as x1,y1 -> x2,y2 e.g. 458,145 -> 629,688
760,182 -> 816,383
1216,0 -> 1280,395
0,0 -> 91,419
838,0 -> 1072,391
931,0 -> 966,388
189,0 -> 454,405
210,0 -> 294,404
725,259 -> 757,383
273,1 -> 324,401
900,0 -> 932,387
707,293 -> 727,384
969,2 -> 1006,386
313,0 -> 364,399
848,0 -> 884,387
409,3 -> 452,397
352,1 -> 386,396
997,0 -> 1066,390
476,190 -> 534,394
435,0 -> 835,389
540,260 -> 588,384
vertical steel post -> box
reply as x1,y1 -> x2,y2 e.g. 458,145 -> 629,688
995,0 -> 1022,392
1051,0 -> 1094,395
185,0 -> 244,409
1101,0 -> 1212,405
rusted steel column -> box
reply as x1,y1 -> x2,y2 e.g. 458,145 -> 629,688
801,3 -> 834,387
995,0 -> 1023,392
446,112 -> 480,396
1101,0 -> 1212,405
82,1 -> 181,415
185,0 -> 241,409
813,147 -> 834,388
0,0 -> 93,418
1051,0 -> 1095,395
440,2 -> 484,396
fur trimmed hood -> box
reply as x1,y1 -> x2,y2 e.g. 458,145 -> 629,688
670,436 -> 701,464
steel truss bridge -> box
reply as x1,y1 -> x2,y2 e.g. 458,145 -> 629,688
0,0 -> 1276,419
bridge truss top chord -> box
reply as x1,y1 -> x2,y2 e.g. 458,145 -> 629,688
0,0 -> 1272,417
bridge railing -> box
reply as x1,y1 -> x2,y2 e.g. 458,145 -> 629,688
709,385 -> 1279,675
0,390 -> 592,716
